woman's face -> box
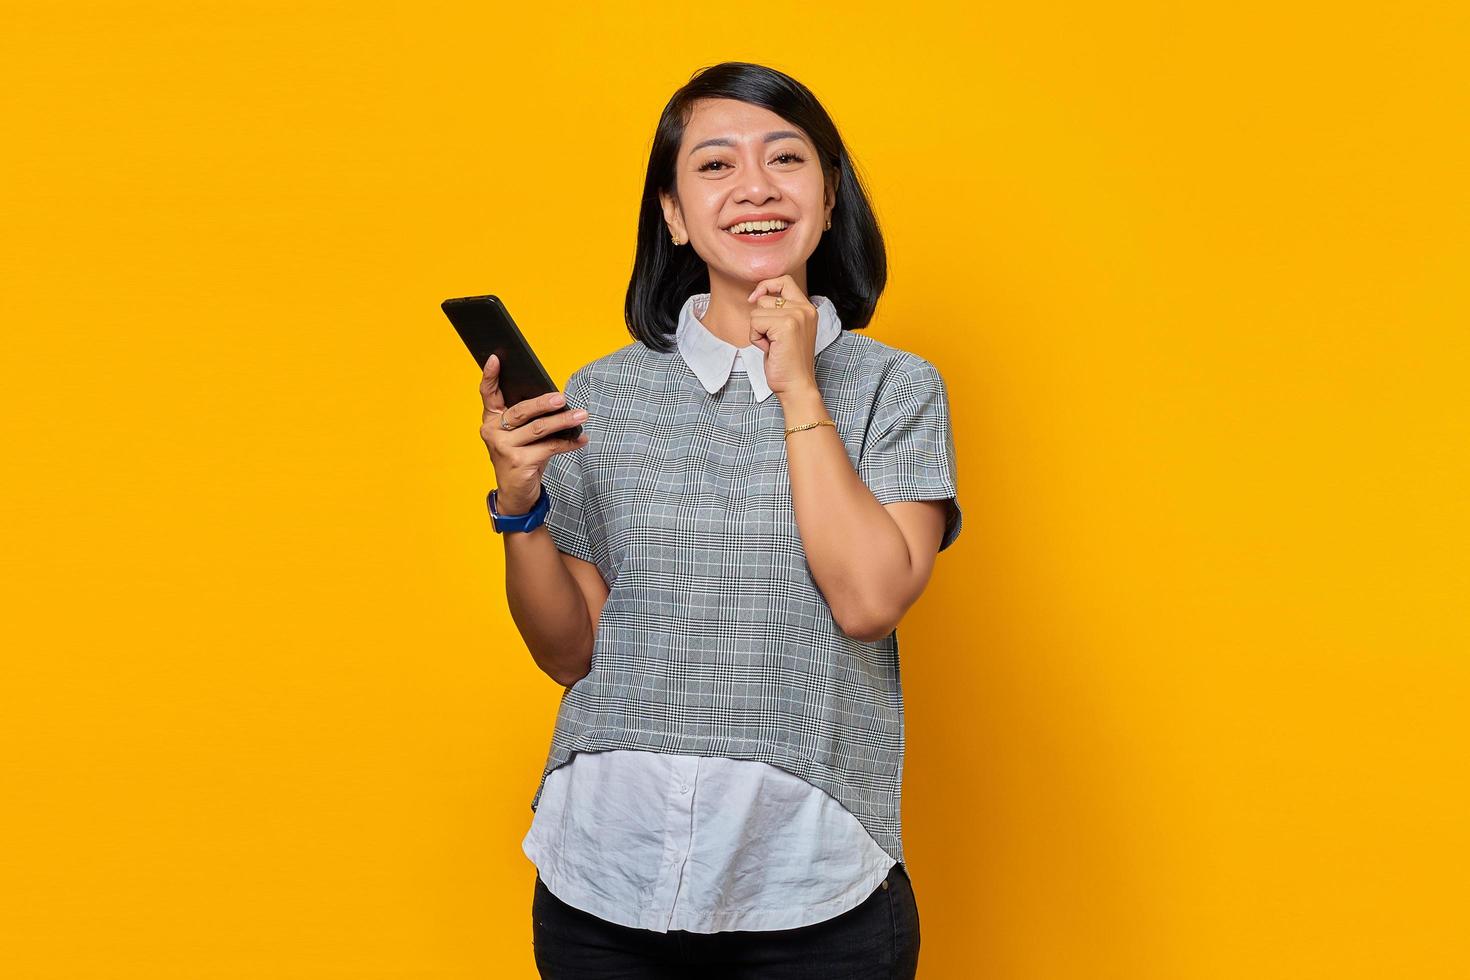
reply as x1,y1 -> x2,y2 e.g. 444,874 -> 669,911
660,98 -> 836,288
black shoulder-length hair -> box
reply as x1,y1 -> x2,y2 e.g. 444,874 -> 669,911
624,62 -> 888,352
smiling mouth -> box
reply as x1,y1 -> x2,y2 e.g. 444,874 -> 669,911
725,219 -> 794,237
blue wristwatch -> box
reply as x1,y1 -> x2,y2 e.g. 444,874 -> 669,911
487,485 -> 550,534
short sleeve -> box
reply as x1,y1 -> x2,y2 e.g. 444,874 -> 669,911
857,359 -> 963,552
538,370 -> 600,566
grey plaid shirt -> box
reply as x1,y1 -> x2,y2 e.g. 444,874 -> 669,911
531,295 -> 962,865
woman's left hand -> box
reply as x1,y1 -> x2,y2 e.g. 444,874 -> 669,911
747,275 -> 820,398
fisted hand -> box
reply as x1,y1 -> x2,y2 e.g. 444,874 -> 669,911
747,275 -> 820,398
480,353 -> 589,513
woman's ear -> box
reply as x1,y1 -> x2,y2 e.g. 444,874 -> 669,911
824,171 -> 840,219
659,191 -> 684,241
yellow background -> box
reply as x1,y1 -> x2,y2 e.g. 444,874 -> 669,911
3,1 -> 1466,977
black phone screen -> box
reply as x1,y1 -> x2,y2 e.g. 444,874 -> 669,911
441,294 -> 583,441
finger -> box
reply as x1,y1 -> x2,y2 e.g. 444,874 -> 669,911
748,316 -> 789,351
747,275 -> 804,304
506,406 -> 588,447
512,409 -> 586,449
748,314 -> 781,354
480,354 -> 506,414
746,276 -> 786,303
501,389 -> 569,430
752,295 -> 811,310
749,308 -> 811,355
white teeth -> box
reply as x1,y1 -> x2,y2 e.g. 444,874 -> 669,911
726,219 -> 789,234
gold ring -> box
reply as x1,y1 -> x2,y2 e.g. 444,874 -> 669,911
774,296 -> 786,308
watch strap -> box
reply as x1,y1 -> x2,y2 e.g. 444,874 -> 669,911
488,485 -> 550,534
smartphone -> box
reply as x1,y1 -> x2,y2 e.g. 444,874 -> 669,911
441,294 -> 582,441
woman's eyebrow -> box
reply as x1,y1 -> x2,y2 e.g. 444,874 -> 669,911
689,130 -> 807,153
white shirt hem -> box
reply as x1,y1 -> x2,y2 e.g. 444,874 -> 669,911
525,839 -> 896,935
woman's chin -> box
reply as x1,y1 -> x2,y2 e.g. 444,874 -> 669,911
721,258 -> 797,284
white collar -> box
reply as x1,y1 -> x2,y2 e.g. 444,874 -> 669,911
674,293 -> 844,402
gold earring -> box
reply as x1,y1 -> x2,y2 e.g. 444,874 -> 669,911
824,217 -> 832,230
670,234 -> 681,245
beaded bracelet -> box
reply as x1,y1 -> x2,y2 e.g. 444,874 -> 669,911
784,419 -> 836,439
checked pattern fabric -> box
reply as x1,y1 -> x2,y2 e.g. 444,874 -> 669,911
531,326 -> 962,865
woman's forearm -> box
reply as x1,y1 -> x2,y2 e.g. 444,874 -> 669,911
779,387 -> 914,641
502,524 -> 595,686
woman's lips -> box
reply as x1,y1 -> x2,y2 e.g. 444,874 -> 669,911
726,223 -> 793,245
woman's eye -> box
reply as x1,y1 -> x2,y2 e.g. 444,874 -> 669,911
697,152 -> 807,172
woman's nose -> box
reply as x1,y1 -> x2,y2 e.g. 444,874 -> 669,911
736,162 -> 779,202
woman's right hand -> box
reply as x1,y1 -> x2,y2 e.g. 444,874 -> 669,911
480,353 -> 590,513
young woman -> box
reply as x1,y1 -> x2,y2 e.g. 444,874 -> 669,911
479,62 -> 962,979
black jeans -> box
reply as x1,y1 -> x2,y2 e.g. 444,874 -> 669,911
531,861 -> 920,979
